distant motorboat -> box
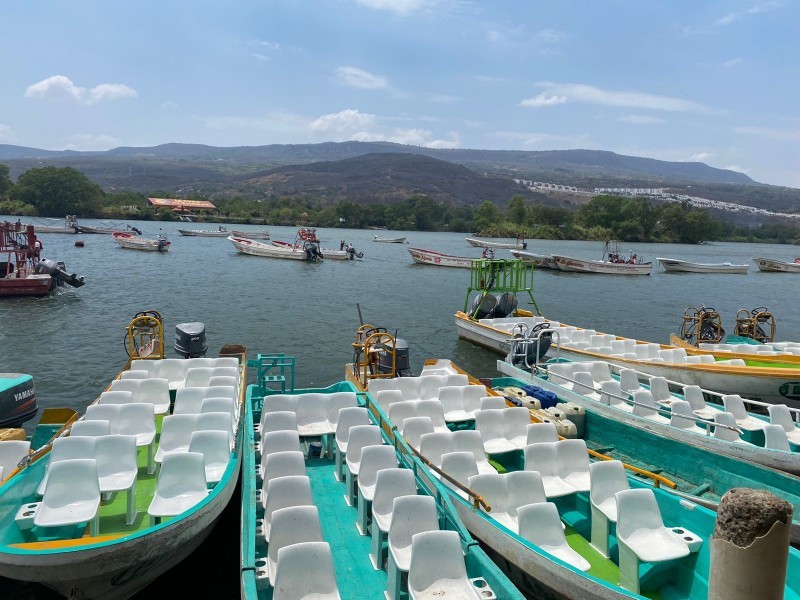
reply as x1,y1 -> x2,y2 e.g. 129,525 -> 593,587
372,235 -> 406,243
753,257 -> 800,273
113,231 -> 171,252
657,258 -> 749,274
230,230 -> 270,240
178,227 -> 230,237
552,240 -> 652,275
407,247 -> 475,268
30,215 -> 79,234
78,222 -> 132,235
466,237 -> 527,250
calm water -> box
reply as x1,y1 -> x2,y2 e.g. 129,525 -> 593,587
2,217 -> 800,597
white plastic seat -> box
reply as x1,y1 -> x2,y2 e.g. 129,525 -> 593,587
196,411 -> 234,450
97,390 -> 134,405
188,429 -> 231,484
272,541 -> 340,600
154,358 -> 192,389
722,394 -> 766,431
84,403 -> 124,425
334,407 -> 371,482
524,442 -> 577,498
518,502 -> 590,571
669,400 -> 704,433
468,471 -> 546,533
589,459 -> 630,557
262,430 -> 302,458
526,422 -> 559,445
768,404 -> 800,445
401,416 -> 434,450
129,359 -> 161,377
260,450 -> 306,508
36,436 -> 97,496
0,440 -> 31,481
631,390 -> 670,424
419,431 -> 454,468
599,379 -> 632,411
200,397 -> 237,440
344,425 -> 383,506
615,488 -> 690,594
419,374 -> 457,402
682,385 -> 720,420
452,430 -> 495,475
266,505 -> 324,585
110,377 -> 171,415
147,451 -> 210,525
557,439 -> 591,492
408,530 -> 475,600
589,362 -> 613,384
480,396 -> 507,410
325,391 -> 358,451
356,446 -> 399,534
387,494 -> 440,600
173,387 -> 210,415
207,376 -> 240,400
263,474 -> 313,542
474,409 -> 514,455
648,377 -> 673,404
503,407 -> 531,450
115,403 -> 158,474
375,389 -> 405,413
95,434 -> 139,525
120,369 -> 152,380
546,362 -> 578,386
571,370 -> 598,399
619,369 -> 644,394
438,386 -> 474,423
440,451 -> 479,498
34,458 -> 101,535
259,395 -> 298,430
155,414 -> 199,463
713,411 -> 748,443
764,424 -> 791,452
295,393 -> 330,438
370,468 -> 418,570
69,420 -> 110,437
260,411 -> 298,436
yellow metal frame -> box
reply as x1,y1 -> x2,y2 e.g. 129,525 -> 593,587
734,307 -> 775,343
126,310 -> 165,359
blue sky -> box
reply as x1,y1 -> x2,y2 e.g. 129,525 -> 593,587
3,1 -> 799,188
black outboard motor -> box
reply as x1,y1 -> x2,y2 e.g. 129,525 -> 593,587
0,372 -> 39,428
490,292 -> 518,318
174,322 -> 208,358
36,258 -> 86,288
377,337 -> 412,377
470,293 -> 497,320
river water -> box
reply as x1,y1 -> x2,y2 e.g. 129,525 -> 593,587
2,217 -> 799,597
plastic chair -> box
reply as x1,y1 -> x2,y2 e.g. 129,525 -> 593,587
118,370 -> 151,379
518,502 -> 590,571
325,391 -> 359,456
272,541 -> 340,600
261,430 -> 302,459
173,387 -> 210,415
682,385 -> 720,420
419,431 -> 454,468
370,468 -> 418,570
619,369 -> 644,394
266,505 -> 324,585
344,425 -> 383,507
408,530 -> 475,600
37,436 -> 97,496
474,409 -> 514,455
438,386 -> 473,423
764,424 -> 791,452
188,429 -> 231,484
401,416 -> 434,450
356,446 -> 399,535
116,403 -> 158,474
263,475 -> 313,542
615,488 -> 690,594
260,411 -> 298,437
0,440 -> 31,481
295,393 -> 330,438
147,451 -> 210,525
260,450 -> 307,509
387,494 -> 440,600
503,407 -> 531,450
524,442 -> 577,498
571,370 -> 598,399
97,390 -> 134,405
480,396 -> 507,410
333,406 -> 370,482
69,420 -> 110,437
111,377 -> 171,415
196,411 -> 234,450
84,403 -> 123,427
557,439 -> 591,492
129,359 -> 161,377
200,397 -> 237,439
439,452 -> 479,499
526,422 -> 559,445
722,394 -> 767,431
34,458 -> 101,535
669,400 -> 704,433
600,379 -> 632,411
712,412 -> 747,443
452,430 -> 495,475
375,389 -> 405,413
94,434 -> 139,525
154,414 -> 199,464
648,377 -> 672,404
768,404 -> 800,445
589,460 -> 630,557
631,390 -> 670,424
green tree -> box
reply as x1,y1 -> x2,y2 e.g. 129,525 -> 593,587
12,166 -> 105,216
0,164 -> 12,198
474,201 -> 500,233
508,195 -> 527,225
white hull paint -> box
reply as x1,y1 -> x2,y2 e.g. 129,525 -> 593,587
510,250 -> 557,269
231,230 -> 270,240
177,229 -> 230,237
113,233 -> 170,252
408,247 -> 474,268
271,240 -> 353,260
372,236 -> 406,243
465,237 -> 526,250
657,258 -> 749,274
228,236 -> 311,260
753,257 -> 800,273
552,255 -> 652,275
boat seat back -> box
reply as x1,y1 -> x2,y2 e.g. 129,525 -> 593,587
631,391 -> 666,421
69,420 -> 110,437
589,361 -> 613,384
110,377 -> 171,415
36,436 -> 96,496
467,472 -> 523,529
572,370 -> 597,397
419,431 -> 455,467
408,530 -> 474,598
294,393 -> 329,435
174,387 -> 212,416
546,362 -> 578,386
393,377 -> 423,401
523,442 -> 577,498
155,414 -> 200,463
372,468 -> 418,533
186,367 -> 239,390
388,494 -> 440,571
557,439 -> 591,492
480,396 -> 507,410
200,399 -> 236,442
85,403 -> 124,426
35,458 -> 101,534
697,354 -> 715,363
388,402 -> 419,433
717,358 -> 747,366
203,385 -> 237,405
266,506 -> 324,585
618,369 -> 643,394
375,389 -> 405,413
120,370 -> 149,380
147,451 -> 209,524
504,407 -> 532,447
507,470 -> 547,513
326,392 -> 358,428
648,377 -> 672,403
768,404 -> 797,433
763,424 -> 791,452
713,412 -> 743,442
116,403 -> 157,445
645,343 -> 662,358
262,394 -> 298,416
402,417 -> 434,450
129,359 -> 160,377
526,422 -> 559,445
94,434 -> 138,496
189,429 -> 231,484
272,541 -> 339,600
262,430 -> 302,458
600,379 -> 630,410
344,425 -> 383,475
722,394 -> 754,422
438,385 -> 486,421
263,475 -> 313,542
208,377 -> 239,404
260,450 -> 306,508
261,411 -> 298,437
518,502 -> 590,571
682,385 -> 708,411
357,445 -> 399,501
440,452 -> 479,498
589,460 -> 629,522
634,344 -> 651,360
684,355 -> 703,364
669,400 -> 701,430
451,430 -> 493,473
420,375 -> 457,402
98,390 -> 134,405
334,407 -> 370,453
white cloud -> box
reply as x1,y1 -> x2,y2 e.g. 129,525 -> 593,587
253,53 -> 269,62
0,124 -> 18,143
355,0 -> 433,16
724,164 -> 749,174
62,134 -> 121,151
687,152 -> 713,162
335,67 -> 388,90
494,130 -> 592,148
522,83 -> 709,112
619,115 -> 664,124
25,75 -> 137,105
534,29 -> 566,44
714,2 -> 782,27
308,108 -> 459,147
734,125 -> 800,141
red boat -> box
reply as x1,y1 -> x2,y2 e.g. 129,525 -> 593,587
0,220 -> 85,297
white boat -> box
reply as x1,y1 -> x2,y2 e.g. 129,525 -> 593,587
272,240 -> 363,260
178,228 -> 230,237
372,235 -> 406,243
466,237 -> 527,250
510,249 -> 557,269
228,236 -> 321,261
657,258 -> 748,274
552,241 -> 651,275
407,247 -> 475,268
112,231 -> 170,252
753,257 -> 800,273
31,215 -> 79,234
78,223 -> 130,235
231,230 -> 270,240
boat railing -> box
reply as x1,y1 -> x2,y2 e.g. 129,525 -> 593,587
506,328 -> 561,369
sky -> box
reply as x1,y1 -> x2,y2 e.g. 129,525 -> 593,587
2,1 -> 799,188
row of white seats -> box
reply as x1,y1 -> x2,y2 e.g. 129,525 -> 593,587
129,357 -> 240,390
699,342 -> 800,356
0,440 -> 31,483
376,384 -> 492,424
367,373 -> 470,402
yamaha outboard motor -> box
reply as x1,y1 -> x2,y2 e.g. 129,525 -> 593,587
36,258 -> 86,288
490,292 -> 518,318
0,373 -> 38,428
469,293 -> 497,320
174,322 -> 208,358
377,337 -> 412,377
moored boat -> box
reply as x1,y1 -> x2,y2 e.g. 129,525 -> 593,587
230,230 -> 270,240
0,312 -> 247,599
753,257 -> 800,273
552,241 -> 651,275
77,222 -> 131,235
373,235 -> 406,243
510,249 -> 557,269
272,229 -> 364,260
30,215 -> 79,234
656,258 -> 749,274
466,236 -> 527,250
178,227 -> 230,237
407,247 -> 476,268
240,349 -> 523,600
228,235 -> 322,261
112,231 -> 171,252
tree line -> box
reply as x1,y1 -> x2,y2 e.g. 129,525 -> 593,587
0,164 -> 797,245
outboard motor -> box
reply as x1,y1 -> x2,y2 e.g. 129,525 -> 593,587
469,293 -> 497,320
174,322 -> 208,358
490,292 -> 518,318
36,258 -> 86,288
0,372 -> 39,428
377,337 -> 412,377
